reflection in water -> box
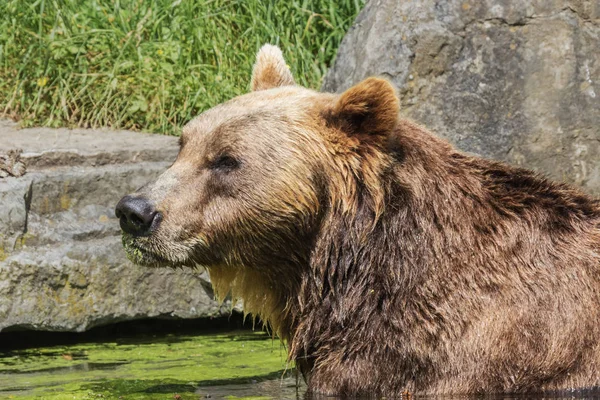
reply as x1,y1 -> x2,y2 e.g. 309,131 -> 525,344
197,376 -> 306,399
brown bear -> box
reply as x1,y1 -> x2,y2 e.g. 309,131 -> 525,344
116,45 -> 600,397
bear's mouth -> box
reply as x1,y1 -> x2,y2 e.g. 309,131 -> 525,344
121,233 -> 174,268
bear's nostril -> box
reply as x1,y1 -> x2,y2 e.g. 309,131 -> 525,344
128,213 -> 144,227
115,195 -> 159,237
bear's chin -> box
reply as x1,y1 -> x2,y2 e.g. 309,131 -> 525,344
121,233 -> 181,269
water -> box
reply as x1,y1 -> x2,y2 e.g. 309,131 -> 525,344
0,330 -> 305,399
2,330 -> 600,400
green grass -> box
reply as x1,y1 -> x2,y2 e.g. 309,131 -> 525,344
0,0 -> 363,135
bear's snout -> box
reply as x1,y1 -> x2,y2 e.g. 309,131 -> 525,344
115,195 -> 161,237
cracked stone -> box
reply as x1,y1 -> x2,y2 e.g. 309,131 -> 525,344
324,0 -> 600,195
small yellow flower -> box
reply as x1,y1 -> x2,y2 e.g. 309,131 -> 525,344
156,49 -> 164,56
37,77 -> 49,87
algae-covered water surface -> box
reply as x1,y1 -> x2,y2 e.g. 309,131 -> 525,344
0,330 -> 304,399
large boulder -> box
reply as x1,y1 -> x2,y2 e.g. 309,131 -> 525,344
324,0 -> 600,194
0,121 -> 232,332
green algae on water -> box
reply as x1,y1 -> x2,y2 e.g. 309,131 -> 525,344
0,331 -> 293,399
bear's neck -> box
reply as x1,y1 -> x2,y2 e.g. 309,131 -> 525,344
283,120 -> 526,370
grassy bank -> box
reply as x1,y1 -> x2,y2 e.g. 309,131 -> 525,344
0,0 -> 363,135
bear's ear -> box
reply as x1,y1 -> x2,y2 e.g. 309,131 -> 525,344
329,77 -> 399,137
251,44 -> 295,91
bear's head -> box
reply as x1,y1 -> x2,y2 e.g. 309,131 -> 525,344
115,45 -> 400,332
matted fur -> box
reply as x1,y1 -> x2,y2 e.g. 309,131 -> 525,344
118,45 -> 600,397
207,265 -> 294,338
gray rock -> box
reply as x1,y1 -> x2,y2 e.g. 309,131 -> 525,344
0,119 -> 179,170
0,122 -> 233,332
324,0 -> 600,194
0,238 -> 230,332
0,178 -> 32,252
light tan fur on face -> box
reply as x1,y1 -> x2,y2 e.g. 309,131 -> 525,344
132,86 -> 332,337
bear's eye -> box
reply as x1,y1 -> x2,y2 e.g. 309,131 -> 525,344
209,154 -> 239,172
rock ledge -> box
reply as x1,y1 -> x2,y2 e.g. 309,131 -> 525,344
0,122 -> 231,332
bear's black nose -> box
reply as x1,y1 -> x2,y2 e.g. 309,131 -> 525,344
115,195 -> 159,237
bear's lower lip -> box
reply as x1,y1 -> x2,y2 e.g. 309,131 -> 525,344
121,233 -> 173,268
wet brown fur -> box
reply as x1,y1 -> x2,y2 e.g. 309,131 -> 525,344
121,45 -> 600,397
